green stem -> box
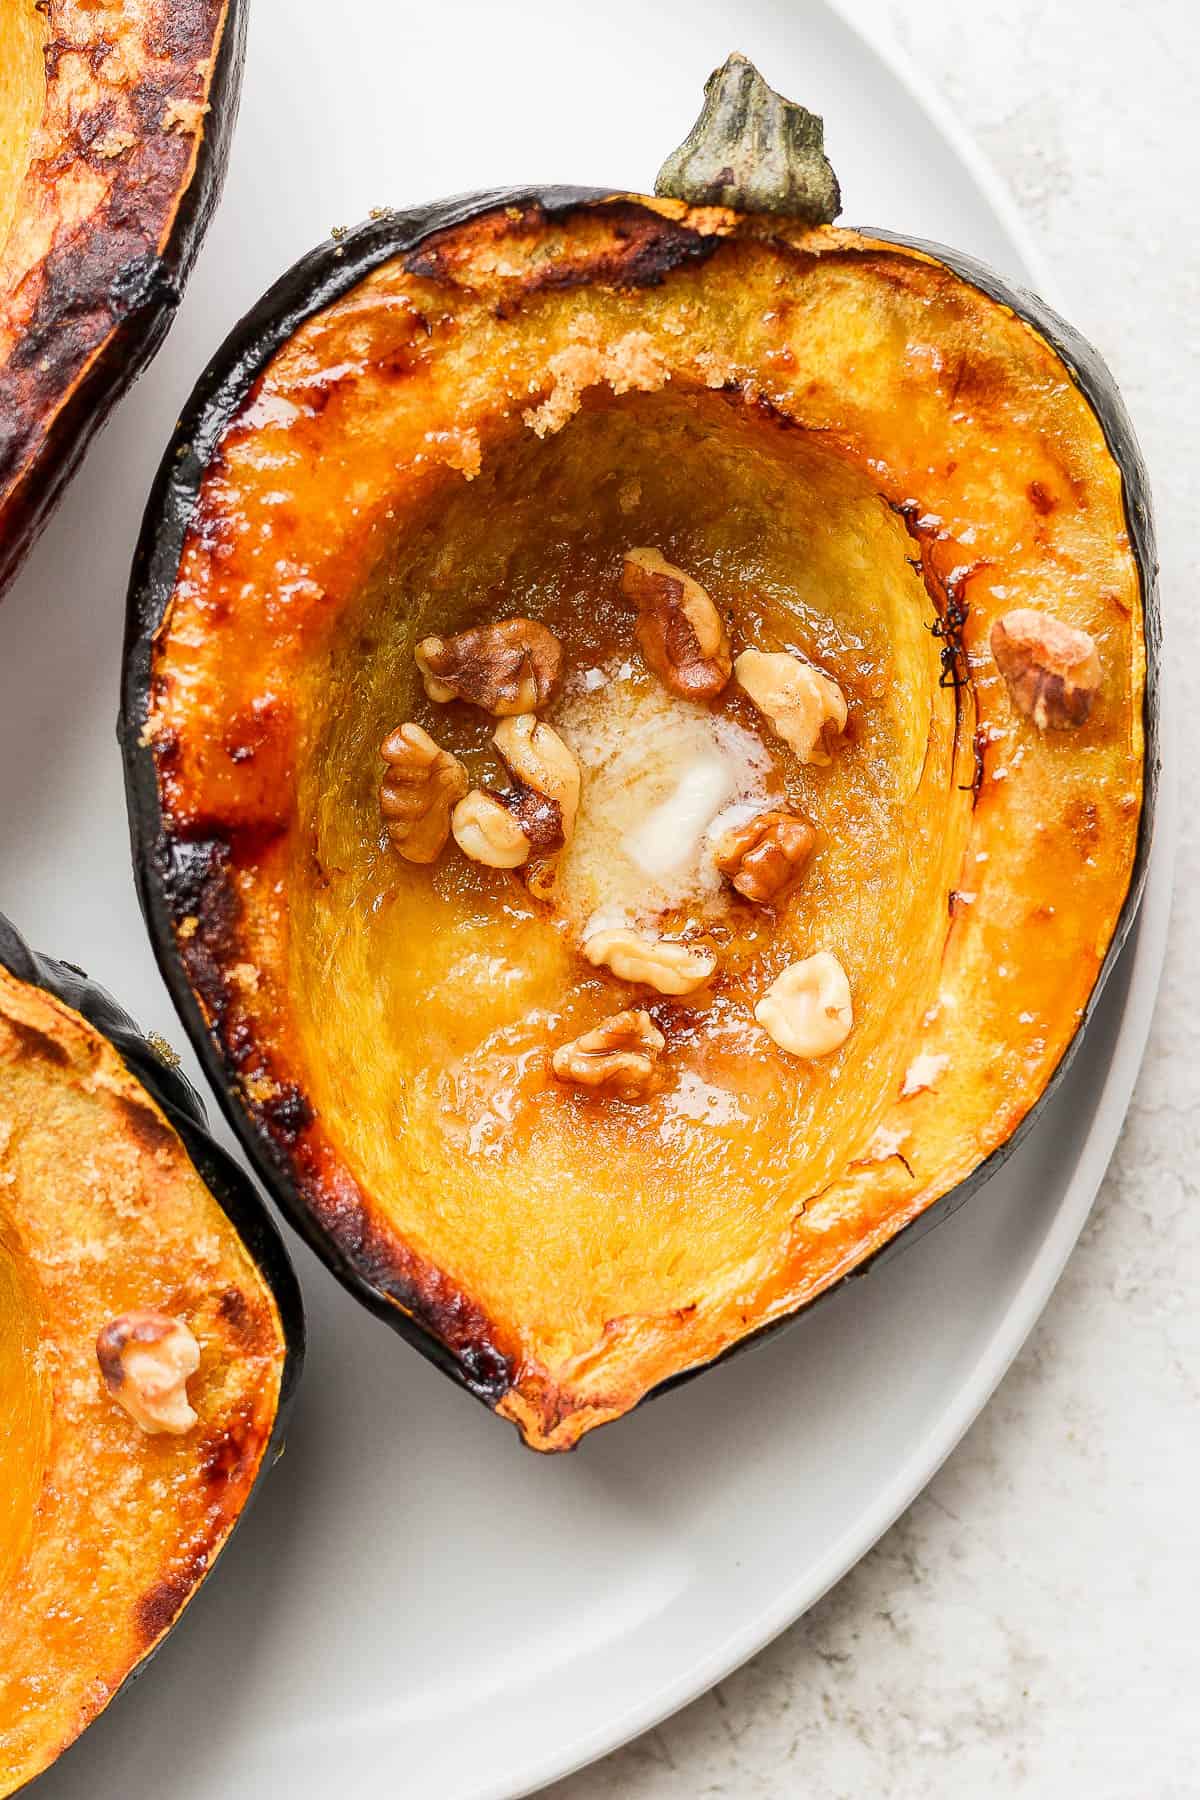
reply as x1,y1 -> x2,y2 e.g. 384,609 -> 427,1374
655,53 -> 841,224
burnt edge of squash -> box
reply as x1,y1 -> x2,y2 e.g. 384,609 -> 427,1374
151,830 -> 517,1403
119,189 -> 1160,1443
0,911 -> 304,1688
0,0 -> 249,597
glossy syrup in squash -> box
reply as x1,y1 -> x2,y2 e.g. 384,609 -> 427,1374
295,389 -> 963,1391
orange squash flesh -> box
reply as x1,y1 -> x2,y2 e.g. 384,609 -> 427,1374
0,0 -> 243,594
143,201 -> 1145,1449
0,966 -> 288,1795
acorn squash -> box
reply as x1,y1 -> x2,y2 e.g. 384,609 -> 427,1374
123,58 -> 1157,1451
0,0 -> 246,596
0,915 -> 302,1795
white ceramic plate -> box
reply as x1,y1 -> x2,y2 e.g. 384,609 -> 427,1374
3,2 -> 1173,1796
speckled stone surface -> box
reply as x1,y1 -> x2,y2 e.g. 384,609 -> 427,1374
548,3 -> 1197,1794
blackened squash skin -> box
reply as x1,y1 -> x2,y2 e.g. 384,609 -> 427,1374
0,0 -> 247,597
0,913 -> 302,1795
121,182 -> 1157,1452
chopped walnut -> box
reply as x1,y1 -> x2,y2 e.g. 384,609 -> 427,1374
990,608 -> 1101,729
621,548 -> 733,701
96,1311 -> 200,1436
450,716 -> 580,871
755,951 -> 853,1058
501,785 -> 567,854
415,618 -> 563,715
493,713 -> 581,844
583,926 -> 716,996
380,723 -> 469,863
713,810 -> 816,905
734,649 -> 847,765
451,790 -> 531,868
551,1008 -> 666,1100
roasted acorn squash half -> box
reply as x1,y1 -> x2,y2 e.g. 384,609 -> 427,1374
0,915 -> 302,1795
123,58 -> 1158,1451
0,0 -> 246,596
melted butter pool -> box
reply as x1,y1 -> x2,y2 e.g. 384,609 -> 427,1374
553,662 -> 779,935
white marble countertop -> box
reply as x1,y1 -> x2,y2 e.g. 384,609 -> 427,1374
551,2 -> 1197,1794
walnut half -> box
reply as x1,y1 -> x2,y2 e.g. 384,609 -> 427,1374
96,1311 -> 200,1436
552,1009 -> 666,1100
713,809 -> 816,905
493,713 -> 581,845
621,548 -> 733,701
416,617 -> 563,715
734,649 -> 847,765
583,926 -> 716,996
380,723 -> 469,862
990,608 -> 1101,729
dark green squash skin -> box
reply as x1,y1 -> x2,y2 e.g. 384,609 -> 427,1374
0,0 -> 249,600
0,909 -> 304,1757
120,190 -> 1160,1436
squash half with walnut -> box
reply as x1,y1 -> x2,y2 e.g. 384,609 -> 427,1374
0,0 -> 246,597
123,57 -> 1158,1451
0,915 -> 302,1796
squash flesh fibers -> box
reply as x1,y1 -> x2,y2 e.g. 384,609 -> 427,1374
0,1235 -> 44,1602
0,2 -> 46,275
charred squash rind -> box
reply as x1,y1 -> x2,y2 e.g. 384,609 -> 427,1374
0,0 -> 247,598
121,189 -> 1157,1451
0,913 -> 302,1796
134,834 -> 516,1407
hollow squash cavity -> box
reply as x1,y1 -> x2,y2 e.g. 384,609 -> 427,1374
293,387 -> 965,1371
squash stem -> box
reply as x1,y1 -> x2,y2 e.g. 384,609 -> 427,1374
655,52 -> 842,223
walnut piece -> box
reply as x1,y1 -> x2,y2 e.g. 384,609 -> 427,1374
734,649 -> 847,765
96,1311 -> 200,1436
621,548 -> 733,701
493,713 -> 581,844
755,951 -> 853,1058
451,716 -> 581,870
452,790 -> 531,868
415,618 -> 563,715
713,809 -> 816,905
990,608 -> 1101,729
380,722 -> 469,862
583,926 -> 716,995
551,1008 -> 666,1100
